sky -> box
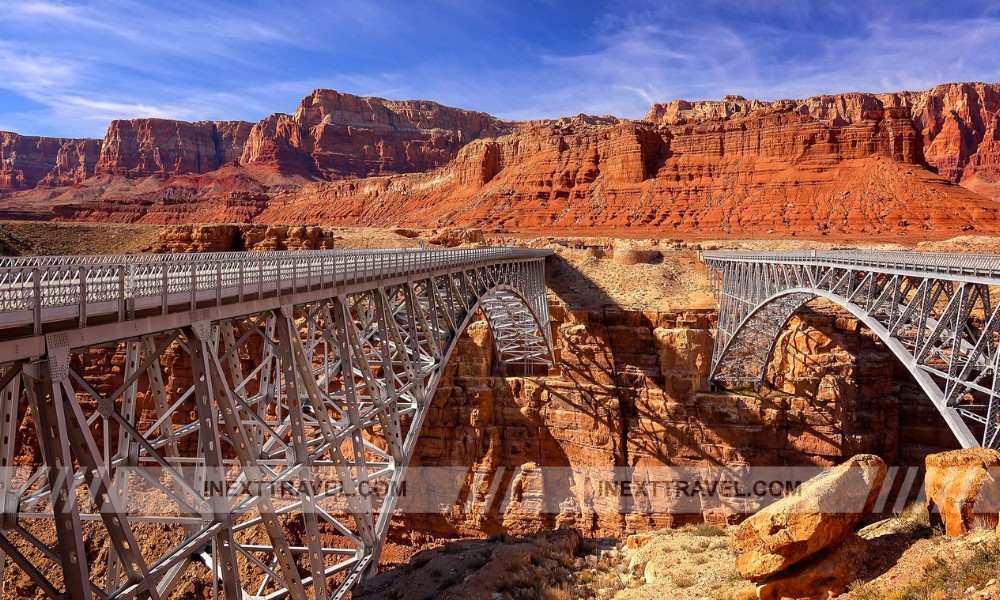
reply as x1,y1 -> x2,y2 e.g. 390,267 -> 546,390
0,0 -> 998,138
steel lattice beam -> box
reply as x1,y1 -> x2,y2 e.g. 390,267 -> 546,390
0,247 -> 554,599
706,249 -> 1000,450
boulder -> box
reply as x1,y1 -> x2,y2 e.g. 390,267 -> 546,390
925,447 -> 1000,536
427,228 -> 486,247
732,454 -> 887,580
755,533 -> 866,600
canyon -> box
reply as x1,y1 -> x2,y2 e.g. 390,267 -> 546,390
0,82 -> 997,239
2,79 -> 1000,598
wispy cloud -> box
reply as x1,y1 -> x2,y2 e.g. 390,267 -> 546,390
0,1 -> 997,137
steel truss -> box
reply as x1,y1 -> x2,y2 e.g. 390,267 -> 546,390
705,250 -> 1000,450
0,248 -> 553,599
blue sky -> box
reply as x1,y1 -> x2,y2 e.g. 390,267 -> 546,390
0,0 -> 998,138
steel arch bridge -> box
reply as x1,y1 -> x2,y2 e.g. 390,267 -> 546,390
0,247 -> 553,599
705,250 -> 1000,451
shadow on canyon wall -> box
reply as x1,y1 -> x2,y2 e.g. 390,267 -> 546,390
402,261 -> 964,540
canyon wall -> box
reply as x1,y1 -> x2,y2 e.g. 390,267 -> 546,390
647,82 -> 1000,196
248,106 -> 1000,237
94,119 -> 253,177
398,298 -> 958,543
240,89 -> 509,178
2,82 -> 997,238
0,132 -> 101,192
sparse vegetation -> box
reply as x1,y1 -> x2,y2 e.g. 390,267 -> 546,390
540,585 -> 573,600
692,522 -> 728,537
893,501 -> 931,533
848,540 -> 1000,600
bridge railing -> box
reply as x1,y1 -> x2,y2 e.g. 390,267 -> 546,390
0,247 -> 552,334
702,250 -> 1000,278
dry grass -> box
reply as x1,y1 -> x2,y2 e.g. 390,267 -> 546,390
894,501 -> 931,533
540,585 -> 572,600
691,523 -> 727,537
849,540 -> 1000,600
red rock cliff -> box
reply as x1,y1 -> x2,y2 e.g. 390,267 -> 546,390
647,82 -> 1000,196
250,106 -> 1000,238
95,119 -> 252,177
0,132 -> 101,192
239,89 -> 509,178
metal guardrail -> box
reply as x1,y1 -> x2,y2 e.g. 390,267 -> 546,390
702,250 -> 1000,279
0,247 -> 553,334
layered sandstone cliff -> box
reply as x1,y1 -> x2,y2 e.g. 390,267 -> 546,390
4,82 -> 1000,238
400,299 -> 956,543
239,89 -> 509,178
0,132 -> 101,192
249,107 -> 1000,238
647,82 -> 1000,193
95,118 -> 253,177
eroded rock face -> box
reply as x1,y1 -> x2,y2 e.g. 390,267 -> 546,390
240,89 -> 508,178
11,82 -> 997,235
648,82 -> 1000,193
400,300 -> 946,542
0,132 -> 101,192
731,454 -> 886,580
252,106 -> 1000,237
95,119 -> 253,177
144,224 -> 343,253
924,448 -> 1000,536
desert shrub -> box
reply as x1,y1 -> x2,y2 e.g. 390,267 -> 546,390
540,586 -> 572,600
894,501 -> 931,533
956,541 -> 1000,590
970,513 -> 999,532
693,522 -> 727,537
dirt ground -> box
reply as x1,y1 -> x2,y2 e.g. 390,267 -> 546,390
0,220 -> 163,255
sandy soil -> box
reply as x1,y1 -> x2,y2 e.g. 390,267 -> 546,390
0,220 -> 163,256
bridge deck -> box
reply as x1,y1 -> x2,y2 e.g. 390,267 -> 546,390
0,247 -> 553,360
702,250 -> 1000,284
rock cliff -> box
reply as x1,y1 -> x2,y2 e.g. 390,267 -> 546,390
250,108 -> 1000,238
95,118 -> 253,177
647,82 -> 1000,194
0,132 -> 101,192
5,82 -> 1000,238
239,89 -> 509,178
400,299 -> 957,543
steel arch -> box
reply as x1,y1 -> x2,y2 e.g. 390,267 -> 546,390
0,248 -> 554,599
706,250 -> 1000,451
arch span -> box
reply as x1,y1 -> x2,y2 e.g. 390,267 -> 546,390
706,250 -> 1000,452
712,287 -> 978,448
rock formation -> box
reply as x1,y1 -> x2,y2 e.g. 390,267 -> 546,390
0,82 -> 997,237
647,82 -> 1000,194
731,454 -> 887,579
239,89 -> 508,178
95,119 -> 253,177
924,448 -> 1000,536
0,132 -> 101,192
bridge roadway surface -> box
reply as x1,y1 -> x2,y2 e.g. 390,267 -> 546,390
0,246 -> 555,600
704,249 -> 1000,450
